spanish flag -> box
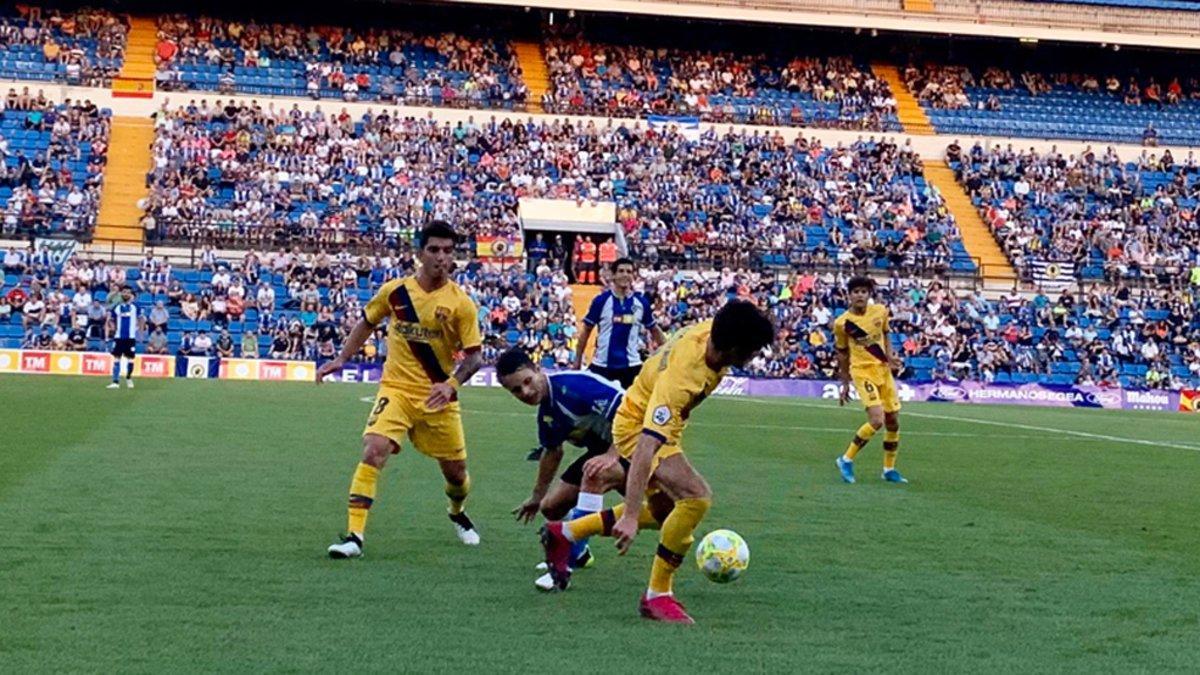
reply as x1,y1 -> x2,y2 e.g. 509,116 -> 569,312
1180,390 -> 1200,413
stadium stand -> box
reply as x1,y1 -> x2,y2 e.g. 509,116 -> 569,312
903,62 -> 1200,146
947,140 -> 1200,282
639,266 -> 1200,389
1036,0 -> 1200,10
0,247 -> 578,370
143,102 -> 975,274
0,7 -> 125,86
151,15 -> 528,108
542,35 -> 902,131
0,97 -> 111,239
2,249 -> 1196,388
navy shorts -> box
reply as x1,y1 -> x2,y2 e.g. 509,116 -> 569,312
588,363 -> 642,389
111,338 -> 136,359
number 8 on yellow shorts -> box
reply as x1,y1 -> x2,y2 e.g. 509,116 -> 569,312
363,388 -> 467,461
851,369 -> 902,413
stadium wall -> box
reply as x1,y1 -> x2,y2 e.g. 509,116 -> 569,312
442,0 -> 1200,49
3,351 -> 1191,412
9,79 -> 1198,163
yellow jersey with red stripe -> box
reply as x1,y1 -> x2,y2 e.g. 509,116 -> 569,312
363,276 -> 482,400
833,304 -> 891,374
620,319 -> 725,449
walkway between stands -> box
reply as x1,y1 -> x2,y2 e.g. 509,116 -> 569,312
923,159 -> 1016,283
113,16 -> 156,98
514,42 -> 550,112
95,117 -> 154,245
872,63 -> 934,135
571,283 -> 601,360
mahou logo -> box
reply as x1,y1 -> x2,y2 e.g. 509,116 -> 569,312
713,377 -> 747,396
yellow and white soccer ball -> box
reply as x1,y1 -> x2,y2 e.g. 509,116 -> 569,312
695,529 -> 749,583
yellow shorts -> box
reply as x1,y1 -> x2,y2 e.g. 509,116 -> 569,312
363,388 -> 466,461
612,403 -> 682,475
851,368 -> 902,413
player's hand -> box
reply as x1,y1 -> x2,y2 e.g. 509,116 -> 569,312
315,357 -> 345,384
612,513 -> 639,555
838,381 -> 850,406
583,451 -> 620,480
425,382 -> 456,411
889,354 -> 904,374
512,496 -> 541,524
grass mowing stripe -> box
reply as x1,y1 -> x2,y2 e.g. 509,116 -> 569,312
457,406 -> 1085,441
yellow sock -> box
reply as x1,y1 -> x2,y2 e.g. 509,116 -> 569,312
445,475 -> 471,515
843,423 -> 877,461
883,431 -> 899,470
649,497 -> 711,595
347,462 -> 380,537
565,502 -> 661,541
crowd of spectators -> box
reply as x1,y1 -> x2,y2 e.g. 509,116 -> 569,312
903,62 -> 1200,112
948,140 -> 1200,282
3,244 -> 1198,389
1,245 -> 580,369
152,15 -> 527,108
544,38 -> 898,130
0,7 -> 125,87
632,266 -> 1200,390
143,104 -> 968,275
0,95 -> 110,238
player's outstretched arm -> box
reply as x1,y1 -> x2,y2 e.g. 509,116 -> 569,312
613,433 -> 663,554
513,445 -> 564,524
315,318 -> 373,384
883,328 -> 903,374
426,347 -> 483,410
573,323 -> 594,369
836,348 -> 851,406
649,325 -> 667,351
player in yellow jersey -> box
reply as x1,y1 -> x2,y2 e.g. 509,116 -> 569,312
539,300 -> 776,624
833,276 -> 907,485
318,221 -> 485,558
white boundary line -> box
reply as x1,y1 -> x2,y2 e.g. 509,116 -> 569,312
724,397 -> 1200,452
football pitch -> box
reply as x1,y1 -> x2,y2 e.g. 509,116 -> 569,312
3,376 -> 1200,672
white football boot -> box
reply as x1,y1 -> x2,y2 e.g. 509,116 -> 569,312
327,533 -> 363,559
449,512 -> 480,546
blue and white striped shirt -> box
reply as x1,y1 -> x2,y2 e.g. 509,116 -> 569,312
111,303 -> 138,340
584,290 -> 656,369
537,371 -> 624,452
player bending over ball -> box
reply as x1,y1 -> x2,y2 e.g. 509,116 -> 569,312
496,348 -> 633,590
319,221 -> 485,558
540,300 -> 775,624
833,275 -> 907,485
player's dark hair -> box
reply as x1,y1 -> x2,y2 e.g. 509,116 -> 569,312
711,300 -> 775,357
496,347 -> 535,379
418,220 -> 460,249
847,276 -> 875,293
611,257 -> 635,273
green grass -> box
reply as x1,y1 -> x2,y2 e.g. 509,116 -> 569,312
2,376 -> 1200,672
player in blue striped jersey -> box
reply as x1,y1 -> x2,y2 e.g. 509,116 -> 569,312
497,348 -> 628,590
575,258 -> 665,388
107,286 -> 141,389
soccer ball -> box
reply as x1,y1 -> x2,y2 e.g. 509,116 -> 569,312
695,529 -> 749,583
